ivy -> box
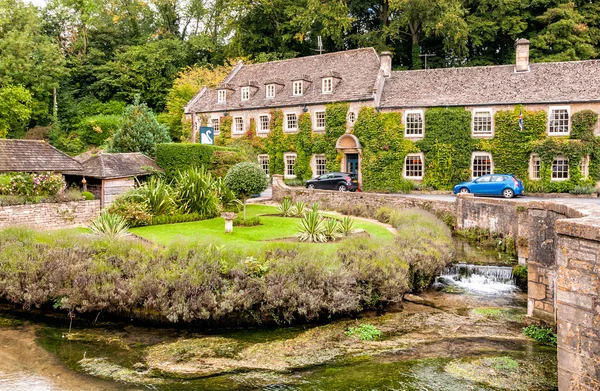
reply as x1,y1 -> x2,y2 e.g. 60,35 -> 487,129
571,110 -> 598,141
324,102 -> 349,172
216,116 -> 232,146
264,109 -> 287,175
294,113 -> 313,180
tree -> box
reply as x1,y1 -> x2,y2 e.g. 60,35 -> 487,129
109,98 -> 170,157
224,162 -> 269,220
0,85 -> 33,138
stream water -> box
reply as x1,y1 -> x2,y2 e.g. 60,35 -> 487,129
0,238 -> 558,391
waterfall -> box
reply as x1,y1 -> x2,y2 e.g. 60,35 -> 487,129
442,264 -> 514,282
438,263 -> 518,294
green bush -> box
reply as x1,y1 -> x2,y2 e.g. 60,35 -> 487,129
570,185 -> 596,195
156,143 -> 243,179
224,162 -> 269,219
81,191 -> 95,200
175,167 -> 221,218
0,172 -> 65,197
233,216 -> 261,227
151,213 -> 203,225
283,178 -> 304,187
277,198 -> 295,217
76,114 -> 120,146
345,324 -> 382,341
523,325 -> 557,346
89,212 -> 130,239
106,196 -> 152,227
339,216 -> 356,236
133,177 -> 176,216
375,207 -> 394,224
296,210 -> 326,243
323,218 -> 342,241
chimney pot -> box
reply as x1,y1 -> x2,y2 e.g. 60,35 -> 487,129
380,51 -> 392,77
515,38 -> 530,72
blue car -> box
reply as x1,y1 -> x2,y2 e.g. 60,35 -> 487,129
453,174 -> 524,198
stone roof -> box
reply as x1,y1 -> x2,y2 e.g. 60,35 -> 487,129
71,152 -> 161,179
188,48 -> 382,113
0,139 -> 82,173
380,60 -> 600,108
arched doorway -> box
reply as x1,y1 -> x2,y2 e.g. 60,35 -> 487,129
335,134 -> 362,185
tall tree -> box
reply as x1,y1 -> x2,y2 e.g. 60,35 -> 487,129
0,85 -> 33,138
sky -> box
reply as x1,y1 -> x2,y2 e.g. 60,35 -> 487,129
24,0 -> 46,7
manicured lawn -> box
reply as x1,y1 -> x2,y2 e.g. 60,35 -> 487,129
131,204 -> 395,252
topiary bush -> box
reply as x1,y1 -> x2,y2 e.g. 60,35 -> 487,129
155,143 -> 243,179
224,162 -> 269,220
81,191 -> 95,200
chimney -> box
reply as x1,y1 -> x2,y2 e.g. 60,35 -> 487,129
380,51 -> 392,77
515,38 -> 530,72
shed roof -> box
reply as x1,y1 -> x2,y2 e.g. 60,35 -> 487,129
188,48 -> 382,113
380,60 -> 600,108
0,139 -> 82,173
71,152 -> 161,179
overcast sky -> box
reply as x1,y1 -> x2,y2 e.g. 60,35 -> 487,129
24,0 -> 46,8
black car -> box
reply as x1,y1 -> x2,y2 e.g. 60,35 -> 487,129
305,172 -> 358,192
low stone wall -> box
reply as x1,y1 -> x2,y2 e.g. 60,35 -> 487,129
0,200 -> 101,230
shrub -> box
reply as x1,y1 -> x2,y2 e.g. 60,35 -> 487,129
523,325 -> 557,346
76,114 -> 120,146
107,196 -> 152,227
175,167 -> 221,218
0,172 -> 65,198
150,213 -> 203,225
155,143 -> 243,179
133,177 -> 176,216
570,185 -> 596,195
81,191 -> 95,200
283,178 -> 304,187
323,218 -> 342,241
339,216 -> 356,236
296,210 -> 326,242
233,216 -> 261,227
224,162 -> 269,220
375,207 -> 394,224
345,324 -> 382,341
89,212 -> 130,239
291,201 -> 307,217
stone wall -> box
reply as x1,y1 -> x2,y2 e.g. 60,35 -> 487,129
0,200 -> 101,230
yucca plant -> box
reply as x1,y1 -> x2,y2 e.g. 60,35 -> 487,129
296,210 -> 326,242
89,212 -> 130,239
175,167 -> 221,218
292,201 -> 307,217
133,176 -> 175,216
277,198 -> 294,217
323,218 -> 342,241
339,216 -> 356,236
311,202 -> 320,213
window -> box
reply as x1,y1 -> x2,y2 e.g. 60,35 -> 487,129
552,156 -> 569,180
217,89 -> 226,103
241,87 -> 250,101
233,117 -> 244,133
284,153 -> 297,178
258,154 -> 269,175
549,106 -> 570,135
315,111 -> 326,130
258,114 -> 270,133
530,154 -> 541,180
285,113 -> 298,131
348,111 -> 356,125
580,155 -> 590,179
404,153 -> 424,180
293,81 -> 303,96
322,78 -> 333,94
211,118 -> 220,135
472,109 -> 493,136
472,152 -> 493,178
404,110 -> 424,137
314,155 -> 327,176
266,84 -> 275,99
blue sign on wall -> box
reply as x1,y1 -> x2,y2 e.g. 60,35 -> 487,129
200,126 -> 215,145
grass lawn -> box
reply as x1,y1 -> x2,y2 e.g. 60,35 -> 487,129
131,204 -> 395,252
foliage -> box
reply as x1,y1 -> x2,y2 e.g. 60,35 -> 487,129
109,98 -> 170,157
375,207 -> 394,224
155,143 -> 243,179
174,167 -> 222,218
296,210 -> 327,243
132,177 -> 176,216
323,217 -> 342,241
81,191 -> 95,200
523,325 -> 557,346
283,178 -> 305,187
571,110 -> 599,141
89,212 -> 130,239
570,185 -> 597,194
233,216 -> 261,227
224,162 -> 269,203
291,201 -> 308,217
75,115 -> 120,146
0,172 -> 65,197
150,213 -> 203,226
277,198 -> 295,217
0,85 -> 33,138
339,216 -> 356,236
345,323 -> 381,341
106,196 -> 153,227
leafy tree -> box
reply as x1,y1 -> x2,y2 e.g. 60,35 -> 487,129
0,85 -> 33,138
224,162 -> 269,220
109,98 -> 170,157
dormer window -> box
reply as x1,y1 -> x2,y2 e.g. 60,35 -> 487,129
266,84 -> 275,99
293,81 -> 303,96
241,87 -> 250,101
322,78 -> 333,94
217,89 -> 226,103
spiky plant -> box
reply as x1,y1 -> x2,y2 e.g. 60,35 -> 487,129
311,202 -> 320,213
323,218 -> 342,241
339,216 -> 356,236
296,210 -> 326,242
175,167 -> 221,218
89,212 -> 130,239
292,201 -> 307,217
133,176 -> 175,216
277,198 -> 294,217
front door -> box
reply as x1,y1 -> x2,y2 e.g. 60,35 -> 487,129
346,154 -> 359,176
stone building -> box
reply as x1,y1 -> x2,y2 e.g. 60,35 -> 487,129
185,39 -> 600,188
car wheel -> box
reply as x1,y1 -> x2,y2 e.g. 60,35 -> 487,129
459,187 -> 470,194
338,184 -> 347,192
307,184 -> 315,189
502,188 -> 515,199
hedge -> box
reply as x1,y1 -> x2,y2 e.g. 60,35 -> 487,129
155,143 -> 245,178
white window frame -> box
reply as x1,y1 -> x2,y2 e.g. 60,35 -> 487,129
580,154 -> 590,180
217,89 -> 226,103
284,152 -> 297,179
404,109 -> 424,138
293,80 -> 303,96
241,86 -> 250,101
285,112 -> 298,132
258,154 -> 270,176
348,111 -> 357,126
314,110 -> 326,131
472,108 -> 494,137
322,77 -> 333,94
471,152 -> 494,179
548,105 -> 571,136
403,153 -> 425,180
233,116 -> 244,134
313,154 -> 327,177
551,156 -> 569,181
211,117 -> 220,135
266,84 -> 276,99
258,114 -> 270,133
529,154 -> 541,181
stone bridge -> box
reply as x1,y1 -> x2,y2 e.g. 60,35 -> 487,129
271,175 -> 600,391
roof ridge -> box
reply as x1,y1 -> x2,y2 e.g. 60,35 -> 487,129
242,47 -> 379,68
